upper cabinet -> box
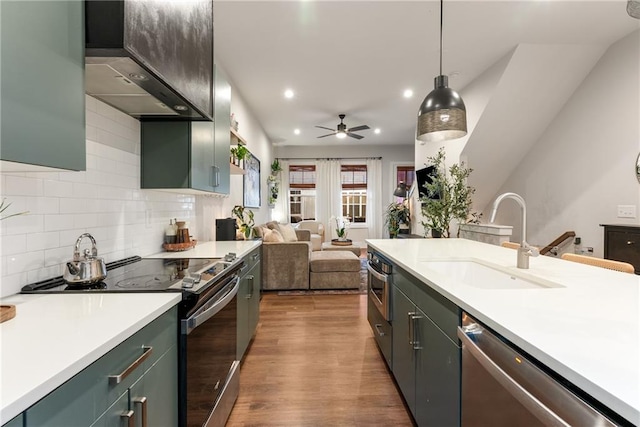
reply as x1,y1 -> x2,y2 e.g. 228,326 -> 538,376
0,1 -> 86,171
85,0 -> 214,121
140,65 -> 231,195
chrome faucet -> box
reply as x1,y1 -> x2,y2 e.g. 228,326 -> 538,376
489,192 -> 539,269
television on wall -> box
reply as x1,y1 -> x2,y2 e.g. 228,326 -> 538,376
415,165 -> 440,201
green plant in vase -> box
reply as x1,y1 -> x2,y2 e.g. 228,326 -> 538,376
419,147 -> 477,238
232,205 -> 255,239
0,198 -> 28,221
384,202 -> 410,238
270,159 -> 283,175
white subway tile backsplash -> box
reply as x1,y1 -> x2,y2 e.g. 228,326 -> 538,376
0,99 -> 203,297
27,232 -> 60,252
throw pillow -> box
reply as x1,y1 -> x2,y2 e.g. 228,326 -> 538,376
263,228 -> 284,243
266,221 -> 279,230
277,223 -> 298,242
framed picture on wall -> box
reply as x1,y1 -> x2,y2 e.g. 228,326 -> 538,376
243,152 -> 261,208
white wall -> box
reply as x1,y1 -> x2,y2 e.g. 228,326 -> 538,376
273,144 -> 414,239
1,72 -> 273,297
488,30 -> 640,256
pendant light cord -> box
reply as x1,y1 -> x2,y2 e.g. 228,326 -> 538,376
439,0 -> 443,76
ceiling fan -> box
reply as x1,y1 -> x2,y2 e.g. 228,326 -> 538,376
315,114 -> 370,140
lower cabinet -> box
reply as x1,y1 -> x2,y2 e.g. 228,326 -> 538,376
24,307 -> 178,427
2,415 -> 22,427
237,248 -> 262,360
392,269 -> 461,427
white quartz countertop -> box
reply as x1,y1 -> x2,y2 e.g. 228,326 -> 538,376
145,240 -> 261,260
0,292 -> 181,423
366,238 -> 640,426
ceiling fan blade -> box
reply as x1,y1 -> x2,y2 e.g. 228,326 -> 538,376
347,125 -> 370,132
315,126 -> 336,131
347,133 -> 364,140
317,133 -> 336,138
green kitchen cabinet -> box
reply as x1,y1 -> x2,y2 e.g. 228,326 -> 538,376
0,1 -> 85,171
140,65 -> 231,195
2,414 -> 23,427
392,269 -> 461,427
25,307 -> 178,426
237,247 -> 262,360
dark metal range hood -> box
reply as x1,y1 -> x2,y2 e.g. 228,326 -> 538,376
85,0 -> 213,120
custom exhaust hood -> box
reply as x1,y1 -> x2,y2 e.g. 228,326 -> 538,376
85,0 -> 213,120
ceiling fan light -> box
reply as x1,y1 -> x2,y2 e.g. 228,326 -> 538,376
628,0 -> 640,18
417,75 -> 467,142
336,132 -> 347,139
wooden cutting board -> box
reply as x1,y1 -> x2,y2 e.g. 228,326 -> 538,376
0,305 -> 16,323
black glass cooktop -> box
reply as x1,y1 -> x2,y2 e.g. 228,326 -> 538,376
21,256 -> 219,293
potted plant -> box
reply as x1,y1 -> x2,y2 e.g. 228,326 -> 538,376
230,145 -> 249,167
330,216 -> 350,241
232,205 -> 255,239
267,175 -> 279,207
419,147 -> 477,238
384,202 -> 410,238
270,159 -> 283,175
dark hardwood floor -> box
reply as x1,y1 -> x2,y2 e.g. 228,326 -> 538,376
227,294 -> 414,426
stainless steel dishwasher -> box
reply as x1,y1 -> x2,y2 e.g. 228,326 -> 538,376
458,312 -> 619,427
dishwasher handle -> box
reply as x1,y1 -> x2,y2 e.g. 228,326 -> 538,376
457,326 -> 571,427
367,264 -> 389,282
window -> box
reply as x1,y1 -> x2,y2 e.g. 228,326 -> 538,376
289,165 -> 316,222
341,165 -> 367,223
397,165 -> 415,188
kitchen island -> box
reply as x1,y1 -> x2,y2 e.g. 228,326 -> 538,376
366,238 -> 639,426
0,292 -> 181,424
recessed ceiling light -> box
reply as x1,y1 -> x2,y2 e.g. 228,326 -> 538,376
294,128 -> 300,135
374,128 -> 381,134
173,105 -> 188,111
403,89 -> 413,98
284,89 -> 294,99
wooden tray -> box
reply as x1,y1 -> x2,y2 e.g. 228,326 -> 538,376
331,239 -> 353,246
163,240 -> 197,252
0,305 -> 16,323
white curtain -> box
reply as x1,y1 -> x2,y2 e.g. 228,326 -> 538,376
273,159 -> 290,223
316,159 -> 342,241
366,158 -> 383,239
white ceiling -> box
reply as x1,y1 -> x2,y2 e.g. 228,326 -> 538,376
214,1 -> 639,147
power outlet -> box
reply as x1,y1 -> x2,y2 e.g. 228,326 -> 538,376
617,205 -> 637,218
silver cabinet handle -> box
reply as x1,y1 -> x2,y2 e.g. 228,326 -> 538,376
457,327 -> 570,427
374,324 -> 386,337
627,240 -> 635,245
121,410 -> 134,427
407,311 -> 414,345
252,252 -> 259,261
411,314 -> 423,350
109,346 -> 153,385
212,165 -> 220,187
246,275 -> 254,298
133,396 -> 148,427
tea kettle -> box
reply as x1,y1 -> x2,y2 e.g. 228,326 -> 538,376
63,233 -> 107,284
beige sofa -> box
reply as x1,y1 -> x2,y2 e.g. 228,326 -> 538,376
296,220 -> 325,251
254,222 -> 311,290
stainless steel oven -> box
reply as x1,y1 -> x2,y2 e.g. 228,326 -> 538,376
367,250 -> 393,367
367,251 -> 392,321
179,265 -> 241,427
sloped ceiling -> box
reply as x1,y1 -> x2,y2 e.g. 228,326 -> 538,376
462,43 -> 609,213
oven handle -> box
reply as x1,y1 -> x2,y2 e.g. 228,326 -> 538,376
367,264 -> 389,282
181,275 -> 239,335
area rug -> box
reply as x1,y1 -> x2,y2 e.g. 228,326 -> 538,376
276,258 -> 368,296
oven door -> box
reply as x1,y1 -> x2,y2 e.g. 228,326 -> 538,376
180,274 -> 239,427
367,263 -> 390,321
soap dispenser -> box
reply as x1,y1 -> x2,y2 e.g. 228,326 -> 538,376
165,219 -> 177,244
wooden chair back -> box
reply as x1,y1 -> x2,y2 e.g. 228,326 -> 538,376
560,253 -> 635,274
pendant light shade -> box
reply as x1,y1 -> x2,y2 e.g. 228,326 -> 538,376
393,182 -> 408,198
416,0 -> 467,143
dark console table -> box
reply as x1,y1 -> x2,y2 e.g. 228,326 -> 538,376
600,224 -> 640,274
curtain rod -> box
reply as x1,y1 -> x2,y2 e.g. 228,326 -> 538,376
276,157 -> 382,161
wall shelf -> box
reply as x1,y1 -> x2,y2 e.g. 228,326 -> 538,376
230,127 -> 246,146
230,163 -> 245,175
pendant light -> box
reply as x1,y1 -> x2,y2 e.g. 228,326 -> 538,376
393,182 -> 408,198
416,0 -> 467,143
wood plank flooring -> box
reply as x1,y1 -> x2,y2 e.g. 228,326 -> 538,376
227,294 -> 414,426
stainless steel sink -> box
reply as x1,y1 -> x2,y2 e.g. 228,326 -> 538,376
421,259 -> 564,290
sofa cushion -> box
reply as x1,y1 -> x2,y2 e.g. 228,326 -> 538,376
277,223 -> 298,242
263,228 -> 285,243
309,251 -> 360,273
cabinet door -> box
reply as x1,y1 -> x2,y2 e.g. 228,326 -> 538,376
247,260 -> 262,340
392,287 -> 416,415
89,391 -> 129,427
1,0 -> 85,171
237,263 -> 251,360
129,347 -> 179,427
141,122 -> 192,189
415,307 -> 461,427
189,121 -> 216,192
2,414 -> 23,427
214,65 -> 231,194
